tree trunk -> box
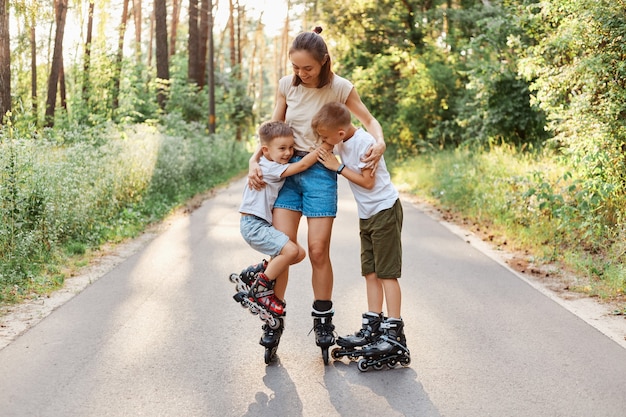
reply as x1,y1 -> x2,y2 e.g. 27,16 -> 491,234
45,0 -> 68,128
277,7 -> 289,85
236,0 -> 243,79
154,0 -> 169,109
82,1 -> 94,105
132,0 -> 142,60
400,0 -> 424,49
170,0 -> 181,57
111,0 -> 129,111
208,0 -> 215,133
198,0 -> 210,88
148,8 -> 154,67
249,17 -> 265,116
59,57 -> 66,109
113,0 -> 130,111
228,0 -> 236,70
248,15 -> 261,95
215,17 -> 227,73
188,0 -> 199,83
0,0 -> 10,123
30,15 -> 37,116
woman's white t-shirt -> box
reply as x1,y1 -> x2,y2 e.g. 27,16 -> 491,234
278,74 -> 354,151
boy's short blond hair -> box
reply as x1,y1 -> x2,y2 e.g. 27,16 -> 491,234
258,121 -> 293,145
311,102 -> 351,133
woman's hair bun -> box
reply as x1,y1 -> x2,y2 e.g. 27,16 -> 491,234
312,26 -> 323,34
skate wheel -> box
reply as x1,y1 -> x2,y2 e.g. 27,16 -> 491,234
229,273 -> 238,283
322,347 -> 329,365
267,316 -> 281,330
374,362 -> 384,370
264,346 -> 277,364
357,358 -> 369,372
331,347 -> 341,360
400,356 -> 411,367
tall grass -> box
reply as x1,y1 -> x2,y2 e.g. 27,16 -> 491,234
393,146 -> 626,302
0,120 -> 250,303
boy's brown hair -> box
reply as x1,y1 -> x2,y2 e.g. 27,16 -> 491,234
258,121 -> 293,145
311,102 -> 351,134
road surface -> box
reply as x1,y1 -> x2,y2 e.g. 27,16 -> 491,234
1,176 -> 625,417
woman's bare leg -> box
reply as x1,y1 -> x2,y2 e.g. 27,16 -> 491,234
307,216 -> 335,300
271,208 -> 302,300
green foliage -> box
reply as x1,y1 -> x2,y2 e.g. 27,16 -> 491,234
5,0 -> 626,306
0,120 -> 250,303
311,0 -> 548,153
394,146 -> 626,300
520,0 -> 626,228
219,73 -> 255,139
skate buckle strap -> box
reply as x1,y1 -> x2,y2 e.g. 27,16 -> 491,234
254,289 -> 274,297
311,307 -> 335,316
308,318 -> 335,336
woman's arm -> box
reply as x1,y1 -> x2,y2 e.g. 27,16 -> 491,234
344,88 -> 386,173
248,91 -> 288,190
271,90 -> 287,122
247,144 -> 264,190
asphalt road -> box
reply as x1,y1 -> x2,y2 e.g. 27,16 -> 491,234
1,176 -> 626,417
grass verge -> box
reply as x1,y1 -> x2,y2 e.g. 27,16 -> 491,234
0,121 -> 250,305
392,145 -> 625,308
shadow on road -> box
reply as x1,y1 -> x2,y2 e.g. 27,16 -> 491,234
324,361 -> 442,417
242,360 -> 303,417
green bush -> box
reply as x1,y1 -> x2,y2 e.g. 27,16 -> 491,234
0,121 -> 249,303
521,0 -> 626,233
394,146 -> 625,300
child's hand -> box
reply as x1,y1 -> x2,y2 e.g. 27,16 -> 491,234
317,148 -> 340,171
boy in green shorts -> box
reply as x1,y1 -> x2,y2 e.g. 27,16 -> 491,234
313,102 -> 410,368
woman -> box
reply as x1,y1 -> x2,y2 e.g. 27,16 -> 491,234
248,27 -> 386,362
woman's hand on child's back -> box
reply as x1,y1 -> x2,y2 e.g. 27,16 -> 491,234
361,141 -> 386,174
248,162 -> 265,190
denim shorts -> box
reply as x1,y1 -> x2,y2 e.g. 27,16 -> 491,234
240,215 -> 290,258
274,157 -> 338,217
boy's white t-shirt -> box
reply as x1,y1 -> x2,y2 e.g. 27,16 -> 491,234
239,156 -> 288,223
279,74 -> 354,151
336,128 -> 399,219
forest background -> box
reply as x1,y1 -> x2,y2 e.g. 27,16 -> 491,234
0,0 -> 624,309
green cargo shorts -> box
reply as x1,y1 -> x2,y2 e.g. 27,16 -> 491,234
359,198 -> 403,279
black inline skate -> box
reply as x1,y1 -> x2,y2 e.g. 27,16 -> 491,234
331,312 -> 383,362
229,259 -> 268,293
310,301 -> 336,365
260,317 -> 284,364
356,318 -> 411,372
232,273 -> 285,330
